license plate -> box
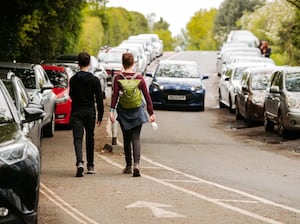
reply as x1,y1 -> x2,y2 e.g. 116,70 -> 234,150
168,95 -> 186,100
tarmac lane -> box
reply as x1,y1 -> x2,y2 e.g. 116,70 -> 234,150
38,113 -> 300,224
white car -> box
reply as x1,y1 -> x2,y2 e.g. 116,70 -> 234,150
218,62 -> 276,113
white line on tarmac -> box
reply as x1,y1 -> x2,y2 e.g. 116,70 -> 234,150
141,156 -> 300,214
97,153 -> 296,224
40,183 -> 99,224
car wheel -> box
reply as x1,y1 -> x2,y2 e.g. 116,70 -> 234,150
218,90 -> 226,108
264,110 -> 274,132
246,108 -> 254,127
235,102 -> 242,120
278,111 -> 287,137
43,112 -> 55,137
229,95 -> 234,113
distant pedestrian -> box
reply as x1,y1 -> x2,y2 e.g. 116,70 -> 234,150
110,52 -> 156,177
260,40 -> 272,58
69,52 -> 104,177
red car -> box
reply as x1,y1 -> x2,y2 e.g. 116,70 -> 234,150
42,64 -> 74,127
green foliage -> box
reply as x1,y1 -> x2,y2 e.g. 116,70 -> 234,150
103,7 -> 149,47
186,9 -> 217,50
214,0 -> 266,44
238,0 -> 300,65
0,0 -> 85,61
154,30 -> 174,51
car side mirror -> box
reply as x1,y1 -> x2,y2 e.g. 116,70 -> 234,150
270,86 -> 281,93
23,107 -> 45,123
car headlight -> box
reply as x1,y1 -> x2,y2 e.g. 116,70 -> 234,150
152,82 -> 164,91
191,86 -> 203,91
252,94 -> 264,105
56,93 -> 69,104
287,94 -> 300,109
0,142 -> 27,165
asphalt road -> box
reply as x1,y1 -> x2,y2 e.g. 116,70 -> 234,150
38,51 -> 300,224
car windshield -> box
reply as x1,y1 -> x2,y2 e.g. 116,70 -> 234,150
233,67 -> 247,80
46,70 -> 68,88
0,89 -> 13,123
285,72 -> 300,92
251,73 -> 271,90
1,68 -> 36,89
155,64 -> 200,78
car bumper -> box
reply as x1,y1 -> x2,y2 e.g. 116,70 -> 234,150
55,101 -> 72,125
283,111 -> 300,130
151,90 -> 205,109
0,153 -> 40,223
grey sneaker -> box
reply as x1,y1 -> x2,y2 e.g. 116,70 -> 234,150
87,166 -> 96,174
76,164 -> 84,177
123,166 -> 132,174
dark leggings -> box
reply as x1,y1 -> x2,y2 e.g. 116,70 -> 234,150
120,124 -> 142,167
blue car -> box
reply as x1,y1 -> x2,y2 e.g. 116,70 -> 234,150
148,60 -> 208,111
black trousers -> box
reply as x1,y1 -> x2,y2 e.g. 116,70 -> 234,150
71,108 -> 96,167
120,124 -> 142,167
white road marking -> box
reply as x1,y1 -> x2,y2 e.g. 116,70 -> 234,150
97,154 -> 296,224
141,156 -> 300,214
40,183 -> 99,224
126,201 -> 186,218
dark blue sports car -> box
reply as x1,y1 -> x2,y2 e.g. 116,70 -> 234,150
148,60 -> 208,111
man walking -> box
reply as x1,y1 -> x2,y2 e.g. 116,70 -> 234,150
69,52 -> 104,177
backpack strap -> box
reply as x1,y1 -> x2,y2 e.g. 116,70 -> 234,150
118,73 -> 139,80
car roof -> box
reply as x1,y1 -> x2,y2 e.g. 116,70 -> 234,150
274,66 -> 300,73
158,60 -> 197,66
226,62 -> 275,69
0,61 -> 36,69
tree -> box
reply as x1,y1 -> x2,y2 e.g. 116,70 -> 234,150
186,9 -> 217,50
214,0 -> 266,44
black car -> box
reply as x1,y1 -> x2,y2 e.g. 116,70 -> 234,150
0,79 -> 43,224
0,62 -> 56,137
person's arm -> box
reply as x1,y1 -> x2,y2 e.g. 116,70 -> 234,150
110,75 -> 121,109
94,77 -> 104,122
139,77 -> 154,116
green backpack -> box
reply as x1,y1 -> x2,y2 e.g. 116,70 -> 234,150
118,73 -> 143,109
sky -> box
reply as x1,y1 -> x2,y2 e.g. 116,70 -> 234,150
106,0 -> 224,36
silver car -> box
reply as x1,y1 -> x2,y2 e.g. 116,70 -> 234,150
264,66 -> 300,137
0,62 -> 56,137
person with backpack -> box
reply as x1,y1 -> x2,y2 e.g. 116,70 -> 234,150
110,52 -> 156,177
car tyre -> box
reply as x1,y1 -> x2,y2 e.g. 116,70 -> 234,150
278,111 -> 287,138
235,102 -> 242,120
218,90 -> 226,108
229,95 -> 234,113
43,112 -> 55,137
264,110 -> 274,132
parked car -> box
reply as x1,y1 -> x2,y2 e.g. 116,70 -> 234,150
148,60 -> 208,111
0,72 -> 44,151
218,62 -> 275,113
235,66 -> 275,126
0,62 -> 56,137
42,64 -> 74,127
0,79 -> 43,224
99,47 -> 140,85
264,66 -> 300,137
53,54 -> 107,98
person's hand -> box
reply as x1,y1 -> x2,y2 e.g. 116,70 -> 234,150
110,111 -> 115,123
149,114 -> 156,123
97,121 -> 102,127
